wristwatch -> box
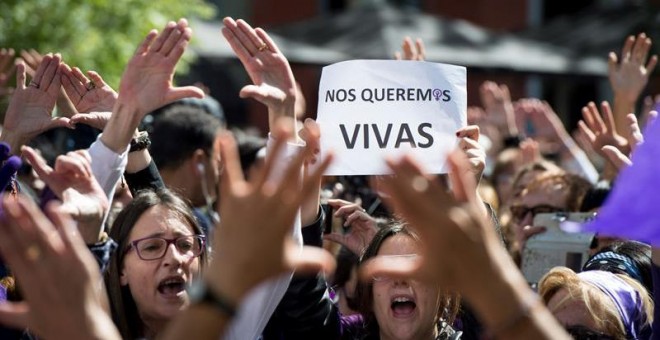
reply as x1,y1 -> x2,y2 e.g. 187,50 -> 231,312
129,131 -> 151,153
187,280 -> 237,317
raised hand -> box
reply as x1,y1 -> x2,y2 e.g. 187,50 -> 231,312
577,101 -> 630,158
394,37 -> 426,61
1,54 -> 71,152
601,113 -> 647,172
610,33 -> 658,133
22,146 -> 109,244
323,199 -> 378,255
101,18 -> 204,154
61,64 -> 117,115
221,17 -> 297,125
0,48 -> 16,97
609,33 -> 657,104
480,81 -> 518,136
0,196 -> 120,340
21,49 -> 78,117
455,125 -> 486,184
117,18 -> 204,117
206,120 -> 335,306
514,99 -> 571,148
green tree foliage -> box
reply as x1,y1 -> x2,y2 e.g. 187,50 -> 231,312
0,0 -> 215,87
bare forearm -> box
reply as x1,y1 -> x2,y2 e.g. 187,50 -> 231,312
613,95 -> 636,138
267,102 -> 297,141
101,101 -> 142,154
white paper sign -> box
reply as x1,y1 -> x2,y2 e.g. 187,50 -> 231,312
317,60 -> 467,175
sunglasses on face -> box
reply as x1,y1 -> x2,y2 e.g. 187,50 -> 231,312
509,204 -> 565,223
565,325 -> 615,340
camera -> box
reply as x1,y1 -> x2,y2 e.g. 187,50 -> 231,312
521,212 -> 597,286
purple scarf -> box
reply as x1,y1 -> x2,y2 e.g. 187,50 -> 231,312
579,270 -> 646,339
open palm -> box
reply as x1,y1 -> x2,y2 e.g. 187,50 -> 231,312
3,55 -> 70,143
61,65 -> 117,113
118,19 -> 203,117
222,17 -> 296,117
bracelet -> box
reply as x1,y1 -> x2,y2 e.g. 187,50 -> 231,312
482,293 -> 541,339
129,131 -> 151,153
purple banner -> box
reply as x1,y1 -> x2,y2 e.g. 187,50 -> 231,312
582,117 -> 660,246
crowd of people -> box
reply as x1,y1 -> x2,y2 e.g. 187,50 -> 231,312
0,14 -> 657,340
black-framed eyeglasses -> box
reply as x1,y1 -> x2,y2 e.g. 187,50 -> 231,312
565,325 -> 615,340
510,204 -> 565,223
125,235 -> 206,261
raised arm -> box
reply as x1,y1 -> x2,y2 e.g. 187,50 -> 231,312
394,37 -> 426,61
101,18 -> 204,154
609,33 -> 657,135
516,99 -> 599,182
221,17 -> 297,136
480,81 -> 519,139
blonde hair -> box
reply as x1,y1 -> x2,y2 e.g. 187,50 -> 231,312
539,267 -> 653,340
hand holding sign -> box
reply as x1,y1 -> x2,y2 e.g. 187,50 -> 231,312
317,60 -> 466,175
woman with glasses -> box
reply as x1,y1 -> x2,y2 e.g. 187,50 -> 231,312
105,189 -> 208,339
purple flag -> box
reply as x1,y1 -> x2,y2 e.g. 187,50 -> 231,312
582,117 -> 660,246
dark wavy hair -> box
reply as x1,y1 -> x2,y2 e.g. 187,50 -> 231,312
104,189 -> 208,339
354,221 -> 460,338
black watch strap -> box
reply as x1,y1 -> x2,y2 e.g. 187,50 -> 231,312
129,131 -> 151,153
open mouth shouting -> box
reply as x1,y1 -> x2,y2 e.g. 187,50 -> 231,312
391,294 -> 417,318
157,275 -> 187,299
